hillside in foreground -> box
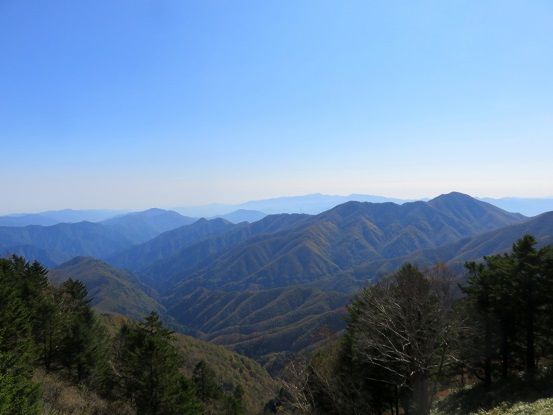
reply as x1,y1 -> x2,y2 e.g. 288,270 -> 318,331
433,367 -> 553,415
44,193 -> 553,367
100,313 -> 278,414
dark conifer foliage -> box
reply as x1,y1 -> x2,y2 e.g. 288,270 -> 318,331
461,234 -> 553,384
0,256 -> 257,414
193,360 -> 222,404
192,360 -> 248,415
117,311 -> 204,415
0,257 -> 42,414
58,277 -> 109,383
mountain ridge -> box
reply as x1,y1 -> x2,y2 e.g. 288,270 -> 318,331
3,193 -> 551,227
49,256 -> 167,322
31,192 -> 553,366
157,193 -> 526,297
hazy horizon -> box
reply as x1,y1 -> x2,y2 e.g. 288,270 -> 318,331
2,1 -> 552,214
3,191 -> 553,217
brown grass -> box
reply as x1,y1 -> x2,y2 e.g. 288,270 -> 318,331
34,369 -> 132,415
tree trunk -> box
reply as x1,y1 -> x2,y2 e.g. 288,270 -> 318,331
412,375 -> 432,415
526,304 -> 536,382
484,312 -> 492,388
500,318 -> 510,379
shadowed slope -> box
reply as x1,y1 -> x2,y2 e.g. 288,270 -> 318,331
0,221 -> 136,265
50,256 -> 166,321
164,193 -> 527,296
100,208 -> 197,244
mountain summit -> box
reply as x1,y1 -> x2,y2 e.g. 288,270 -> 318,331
135,192 -> 527,297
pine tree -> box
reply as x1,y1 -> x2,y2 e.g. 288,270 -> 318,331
58,278 -> 109,383
461,261 -> 496,387
461,234 -> 553,384
0,258 -> 41,414
120,311 -> 203,415
193,360 -> 222,404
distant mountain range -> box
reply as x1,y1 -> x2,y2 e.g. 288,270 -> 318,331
3,192 -> 553,367
100,208 -> 197,243
3,193 -> 552,227
172,193 -> 414,217
477,197 -> 553,217
0,208 -> 127,227
0,208 -> 196,267
172,193 -> 553,217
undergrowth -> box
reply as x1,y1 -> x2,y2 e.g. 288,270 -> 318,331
34,369 -> 132,415
433,366 -> 553,415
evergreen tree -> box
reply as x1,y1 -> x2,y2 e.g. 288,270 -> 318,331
462,261 -> 498,386
509,234 -> 552,377
0,258 -> 41,414
229,383 -> 246,415
461,235 -> 553,384
0,255 -> 62,372
35,284 -> 65,372
193,360 -> 222,404
120,311 -> 203,415
58,278 -> 109,383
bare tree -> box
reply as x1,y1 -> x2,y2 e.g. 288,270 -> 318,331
278,352 -> 372,415
278,358 -> 314,414
347,263 -> 463,415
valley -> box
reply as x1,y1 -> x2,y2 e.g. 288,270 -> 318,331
3,191 -> 553,414
3,193 -> 552,366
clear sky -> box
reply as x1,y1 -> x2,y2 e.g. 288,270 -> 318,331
1,0 -> 552,214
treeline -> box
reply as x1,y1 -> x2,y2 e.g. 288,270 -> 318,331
0,255 -> 247,415
274,234 -> 553,415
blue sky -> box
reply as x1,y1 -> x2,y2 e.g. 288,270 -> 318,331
1,1 -> 552,214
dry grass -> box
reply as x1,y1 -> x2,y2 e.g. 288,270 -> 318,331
34,369 -> 132,415
432,367 -> 553,415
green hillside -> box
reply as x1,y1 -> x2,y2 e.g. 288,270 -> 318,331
0,256 -> 277,414
137,213 -> 309,289
346,211 -> 553,280
168,286 -> 350,364
99,313 -> 279,414
106,217 -> 241,273
0,221 -> 136,265
44,194 -> 552,366
50,256 -> 166,321
174,332 -> 278,414
161,193 -> 527,296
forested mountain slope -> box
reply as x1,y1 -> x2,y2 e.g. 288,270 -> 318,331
0,210 -> 199,268
106,217 -> 242,273
99,208 -> 197,244
0,255 -> 277,414
49,256 -> 166,321
158,192 -> 526,296
7,192 -> 547,369
135,193 -> 538,363
0,221 -> 136,266
180,209 -> 553,363
344,210 -> 553,280
167,286 -> 349,360
163,197 -> 552,361
108,213 -> 310,288
99,313 -> 278,414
